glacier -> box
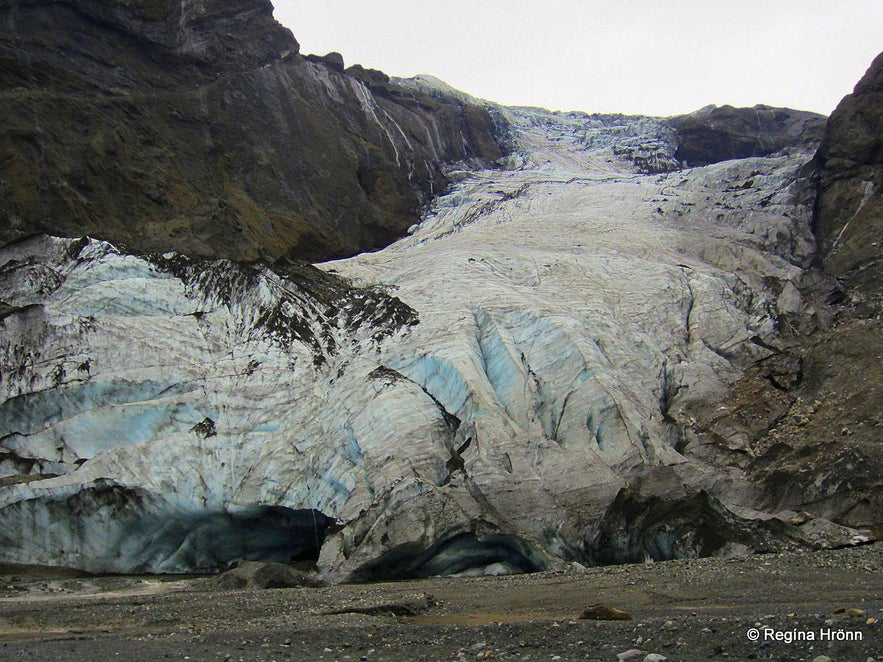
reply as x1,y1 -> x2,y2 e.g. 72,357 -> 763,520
0,107 -> 868,579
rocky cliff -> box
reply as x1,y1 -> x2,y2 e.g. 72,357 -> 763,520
739,52 -> 883,537
814,51 -> 883,300
0,0 -> 503,261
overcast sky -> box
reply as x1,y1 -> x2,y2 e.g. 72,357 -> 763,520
271,1 -> 882,117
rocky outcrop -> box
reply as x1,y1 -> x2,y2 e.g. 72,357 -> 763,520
0,0 -> 503,261
586,488 -> 792,564
813,51 -> 883,298
665,105 -> 826,167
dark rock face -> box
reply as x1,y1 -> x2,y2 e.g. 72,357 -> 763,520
0,0 -> 297,88
666,104 -> 826,167
724,54 -> 883,540
745,318 -> 883,531
813,51 -> 883,298
584,465 -> 874,566
0,0 -> 503,261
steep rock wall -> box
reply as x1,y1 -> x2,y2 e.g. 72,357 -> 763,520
0,0 -> 503,261
813,50 -> 883,299
741,52 -> 883,530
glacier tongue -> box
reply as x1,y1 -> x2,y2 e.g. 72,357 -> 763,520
0,108 -> 845,578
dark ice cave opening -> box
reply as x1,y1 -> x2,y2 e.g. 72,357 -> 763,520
347,532 -> 548,582
135,505 -> 334,571
232,505 -> 332,564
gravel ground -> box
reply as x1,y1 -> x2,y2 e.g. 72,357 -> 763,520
1,544 -> 880,661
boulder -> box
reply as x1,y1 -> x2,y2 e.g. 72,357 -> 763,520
215,561 -> 324,589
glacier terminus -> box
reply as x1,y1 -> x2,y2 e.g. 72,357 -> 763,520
0,104 -> 874,580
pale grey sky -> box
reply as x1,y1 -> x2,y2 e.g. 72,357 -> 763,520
271,1 -> 883,117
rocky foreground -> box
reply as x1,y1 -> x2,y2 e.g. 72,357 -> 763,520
1,543 -> 881,661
